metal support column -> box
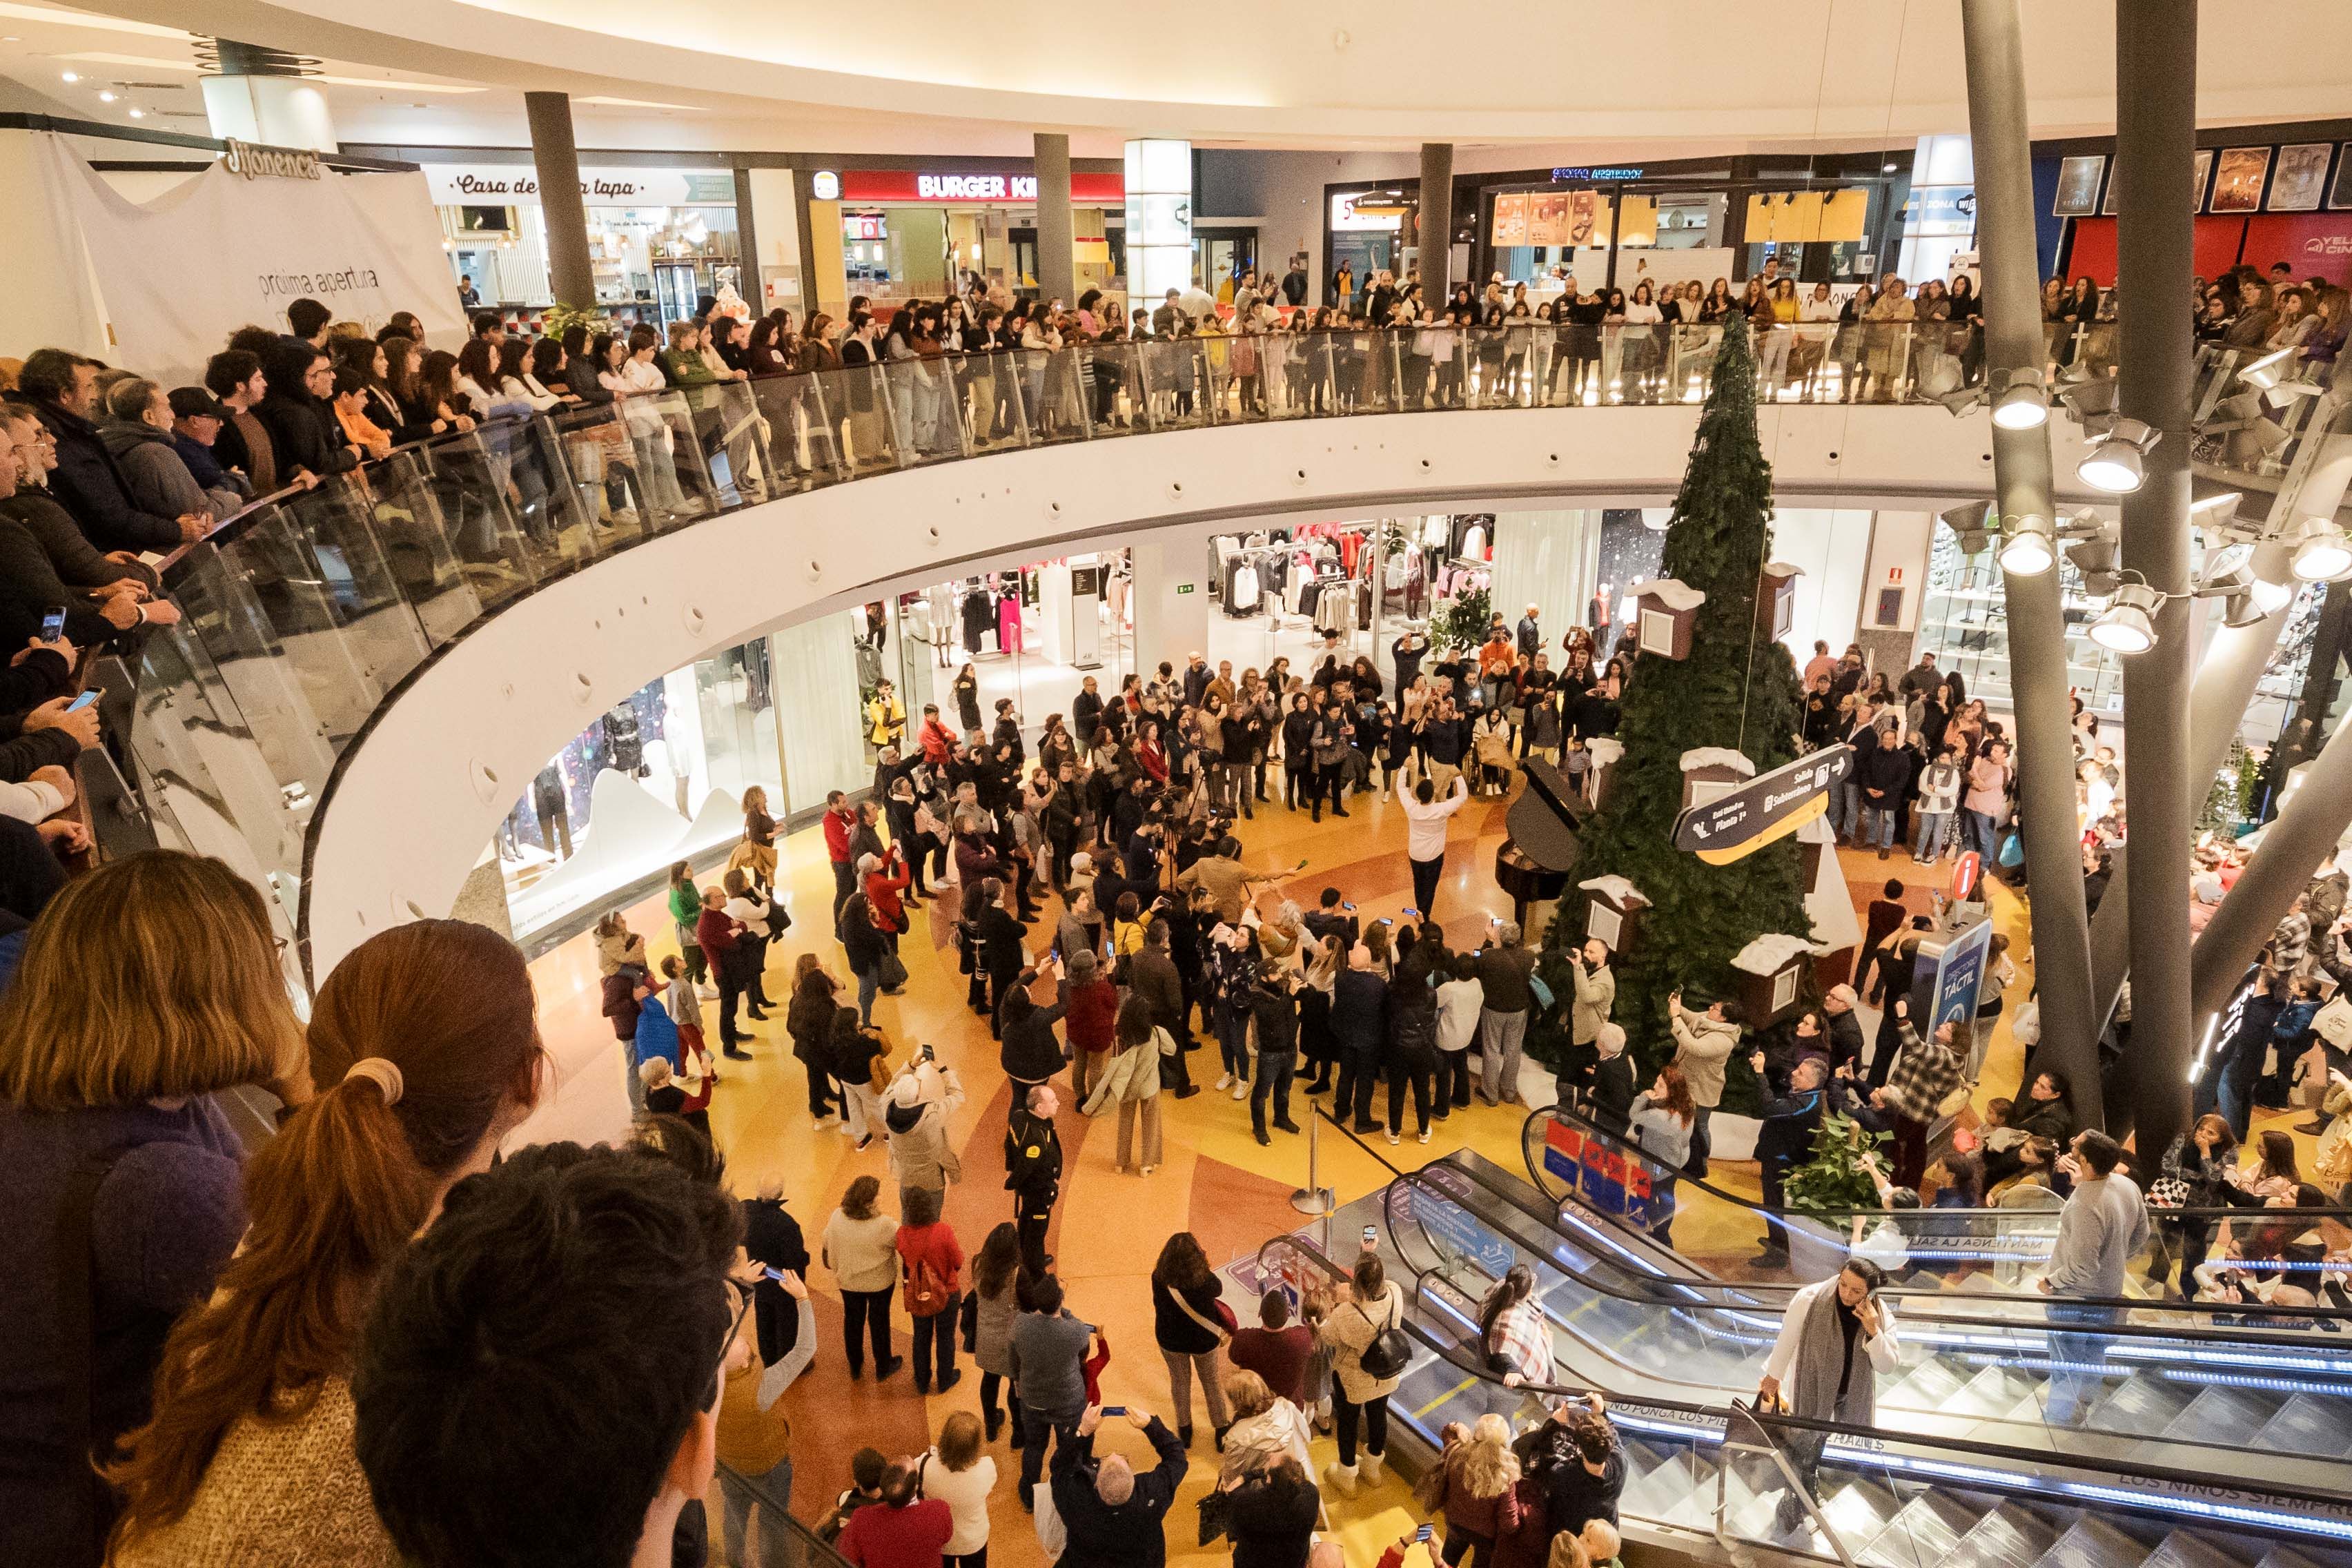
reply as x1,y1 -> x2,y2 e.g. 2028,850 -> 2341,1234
2113,0 -> 2198,1153
524,91 -> 596,311
2190,715 -> 2352,1024
1959,0 -> 2101,1116
1032,133 -> 1075,306
1419,143 -> 1453,311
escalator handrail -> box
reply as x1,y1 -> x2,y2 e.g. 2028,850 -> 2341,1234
1530,1101 -> 2352,1227
1253,1229 -> 2352,1514
1395,1140 -> 2352,1335
1521,1104 -> 2352,1324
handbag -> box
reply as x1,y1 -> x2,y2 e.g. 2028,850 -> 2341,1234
959,1288 -> 980,1352
1936,1078 -> 1977,1118
878,950 -> 910,991
2148,1176 -> 2190,1209
1529,972 -> 1555,1011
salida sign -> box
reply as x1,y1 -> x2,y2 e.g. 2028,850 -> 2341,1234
1672,743 -> 1854,865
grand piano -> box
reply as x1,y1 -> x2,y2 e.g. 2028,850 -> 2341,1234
1493,757 -> 1586,930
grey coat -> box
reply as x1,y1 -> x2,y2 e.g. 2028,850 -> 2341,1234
98,420 -> 231,522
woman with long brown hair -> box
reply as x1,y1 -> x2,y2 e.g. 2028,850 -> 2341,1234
1152,1229 -> 1233,1450
1628,1065 -> 1698,1244
106,919 -> 544,1565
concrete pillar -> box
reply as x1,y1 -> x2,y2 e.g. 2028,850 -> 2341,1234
2113,0 -> 2199,1153
1419,143 -> 1454,311
1129,535 -> 1209,678
525,91 -> 596,311
1959,0 -> 2102,1119
1033,133 -> 1075,306
2191,716 -> 2352,1025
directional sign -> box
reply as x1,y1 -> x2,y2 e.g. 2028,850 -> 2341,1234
1913,914 -> 1995,1041
1673,744 -> 1855,865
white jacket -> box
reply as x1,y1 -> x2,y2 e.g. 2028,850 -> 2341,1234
1761,1278 -> 1901,1393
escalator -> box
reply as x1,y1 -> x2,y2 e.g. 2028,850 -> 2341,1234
1224,1139 -> 2352,1567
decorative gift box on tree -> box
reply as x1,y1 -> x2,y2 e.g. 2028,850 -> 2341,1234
1756,562 -> 1801,643
1732,931 -> 1823,1028
1577,874 -> 1651,958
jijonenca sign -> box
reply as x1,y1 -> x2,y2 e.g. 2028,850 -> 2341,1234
222,139 -> 321,182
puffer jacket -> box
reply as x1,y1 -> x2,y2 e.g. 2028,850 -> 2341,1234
1669,1008 -> 1742,1108
99,418 -> 226,522
1389,985 -> 1440,1062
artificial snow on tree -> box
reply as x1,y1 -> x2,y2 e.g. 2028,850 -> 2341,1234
1530,314 -> 1810,1081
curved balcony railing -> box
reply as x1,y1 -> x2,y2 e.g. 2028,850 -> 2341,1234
103,323 -> 2323,985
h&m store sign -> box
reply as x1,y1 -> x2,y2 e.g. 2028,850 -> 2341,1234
830,169 -> 1127,205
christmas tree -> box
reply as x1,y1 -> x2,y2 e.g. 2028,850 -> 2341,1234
1531,317 -> 1811,1088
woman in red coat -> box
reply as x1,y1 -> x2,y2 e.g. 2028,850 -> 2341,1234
1061,947 -> 1121,1103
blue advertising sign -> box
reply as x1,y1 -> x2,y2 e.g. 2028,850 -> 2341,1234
1396,1186 -> 1516,1280
1923,916 -> 1995,1039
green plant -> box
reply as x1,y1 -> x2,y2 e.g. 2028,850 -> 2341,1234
1782,1113 -> 1890,1215
540,300 -> 611,343
1530,314 -> 1810,1081
1431,582 -> 1494,651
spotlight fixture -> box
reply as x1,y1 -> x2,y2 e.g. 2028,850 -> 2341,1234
2053,371 -> 2119,422
1997,512 -> 2057,576
2237,346 -> 2325,407
2288,517 -> 2352,582
1937,386 -> 1988,417
1991,367 -> 2049,431
2066,531 -> 2123,597
2077,416 -> 2160,493
2088,580 -> 2163,654
1939,500 -> 1994,554
2189,489 -> 2244,527
2197,562 -> 2271,628
2251,578 -> 2296,615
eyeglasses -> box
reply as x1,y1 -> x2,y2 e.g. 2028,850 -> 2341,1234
702,1280 -> 754,1408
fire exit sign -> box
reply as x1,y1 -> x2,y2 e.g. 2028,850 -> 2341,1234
1177,582 -> 1196,594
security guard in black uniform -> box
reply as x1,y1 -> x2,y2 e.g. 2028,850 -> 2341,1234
1004,1083 -> 1064,1277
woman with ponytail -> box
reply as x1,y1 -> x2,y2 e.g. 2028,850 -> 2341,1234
106,919 -> 544,1566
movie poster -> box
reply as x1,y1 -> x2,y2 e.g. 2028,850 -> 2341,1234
2211,147 -> 2272,213
2269,144 -> 2333,213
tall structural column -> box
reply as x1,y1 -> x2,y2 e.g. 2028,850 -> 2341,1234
2113,0 -> 2198,1153
1419,144 -> 1454,311
2088,538 -> 2295,1026
1033,133 -> 1075,306
525,92 -> 596,312
2191,721 -> 2352,1025
1959,0 -> 2101,1117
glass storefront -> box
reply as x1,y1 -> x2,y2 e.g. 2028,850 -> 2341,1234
427,164 -> 744,324
813,168 -> 1126,311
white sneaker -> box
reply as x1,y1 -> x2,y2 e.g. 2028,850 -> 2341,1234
1387,1129 -> 1402,1146
1233,1081 -> 1250,1101
1418,1128 -> 1433,1144
1215,1072 -> 1234,1090
697,984 -> 718,999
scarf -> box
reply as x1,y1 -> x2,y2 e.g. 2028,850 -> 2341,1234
1792,1282 -> 1874,1426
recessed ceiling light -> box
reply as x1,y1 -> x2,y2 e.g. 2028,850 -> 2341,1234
127,106 -> 142,117
97,90 -> 115,102
59,69 -> 76,81
1882,161 -> 1898,173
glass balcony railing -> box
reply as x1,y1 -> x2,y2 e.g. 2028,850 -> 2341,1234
104,327 -> 2331,983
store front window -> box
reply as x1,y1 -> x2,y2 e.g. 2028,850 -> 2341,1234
428,164 -> 743,323
816,169 -> 1126,310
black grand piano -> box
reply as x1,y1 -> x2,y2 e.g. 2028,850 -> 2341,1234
1493,757 -> 1586,930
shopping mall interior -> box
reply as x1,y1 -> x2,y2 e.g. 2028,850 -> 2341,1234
5,6 -> 2352,1568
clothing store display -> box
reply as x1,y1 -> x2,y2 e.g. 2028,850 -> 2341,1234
961,583 -> 997,654
998,590 -> 1024,654
602,707 -> 645,776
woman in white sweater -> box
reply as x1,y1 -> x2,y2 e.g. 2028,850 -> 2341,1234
1757,1260 -> 1900,1529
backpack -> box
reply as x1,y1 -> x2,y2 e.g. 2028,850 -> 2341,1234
1354,1291 -> 1412,1381
905,1237 -> 954,1315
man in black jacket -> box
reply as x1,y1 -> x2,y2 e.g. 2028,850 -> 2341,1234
18,349 -> 206,553
1303,888 -> 1360,951
1052,1402 -> 1188,1568
1752,1054 -> 1828,1266
1855,728 -> 1911,859
970,880 -> 1029,1031
253,342 -> 359,484
1331,944 -> 1389,1133
1004,1084 -> 1063,1277
1222,1455 -> 1318,1568
1821,984 -> 1869,1078
1246,960 -> 1302,1146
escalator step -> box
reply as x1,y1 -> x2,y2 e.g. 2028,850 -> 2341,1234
2251,1545 -> 2331,1568
1886,1356 -> 1973,1411
2032,1516 -> 2156,1568
1948,1364 -> 2045,1418
2153,1386 -> 2282,1450
1944,1502 -> 2064,1568
1857,1490 -> 1986,1568
1817,1479 -> 1902,1542
2139,1530 -> 2264,1568
2083,1373 -> 2195,1435
2250,1393 -> 2352,1459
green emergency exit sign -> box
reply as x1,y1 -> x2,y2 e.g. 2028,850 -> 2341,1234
1177,582 -> 1196,594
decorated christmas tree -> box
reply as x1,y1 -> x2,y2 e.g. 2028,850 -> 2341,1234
1531,317 -> 1810,1087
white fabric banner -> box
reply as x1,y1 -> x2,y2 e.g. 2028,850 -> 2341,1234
30,133 -> 465,386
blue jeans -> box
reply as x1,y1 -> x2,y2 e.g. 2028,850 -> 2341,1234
1252,1048 -> 1295,1136
1218,1012 -> 1252,1079
854,963 -> 879,1026
1914,811 -> 1953,860
1963,809 -> 1999,861
2042,1303 -> 2117,1424
1860,803 -> 1898,850
1834,781 -> 1864,840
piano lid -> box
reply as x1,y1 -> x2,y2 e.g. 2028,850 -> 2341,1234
1505,757 -> 1585,874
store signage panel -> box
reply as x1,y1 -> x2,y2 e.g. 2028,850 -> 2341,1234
425,164 -> 734,208
839,170 -> 1126,204
1552,166 -> 1644,182
1330,191 -> 1404,231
